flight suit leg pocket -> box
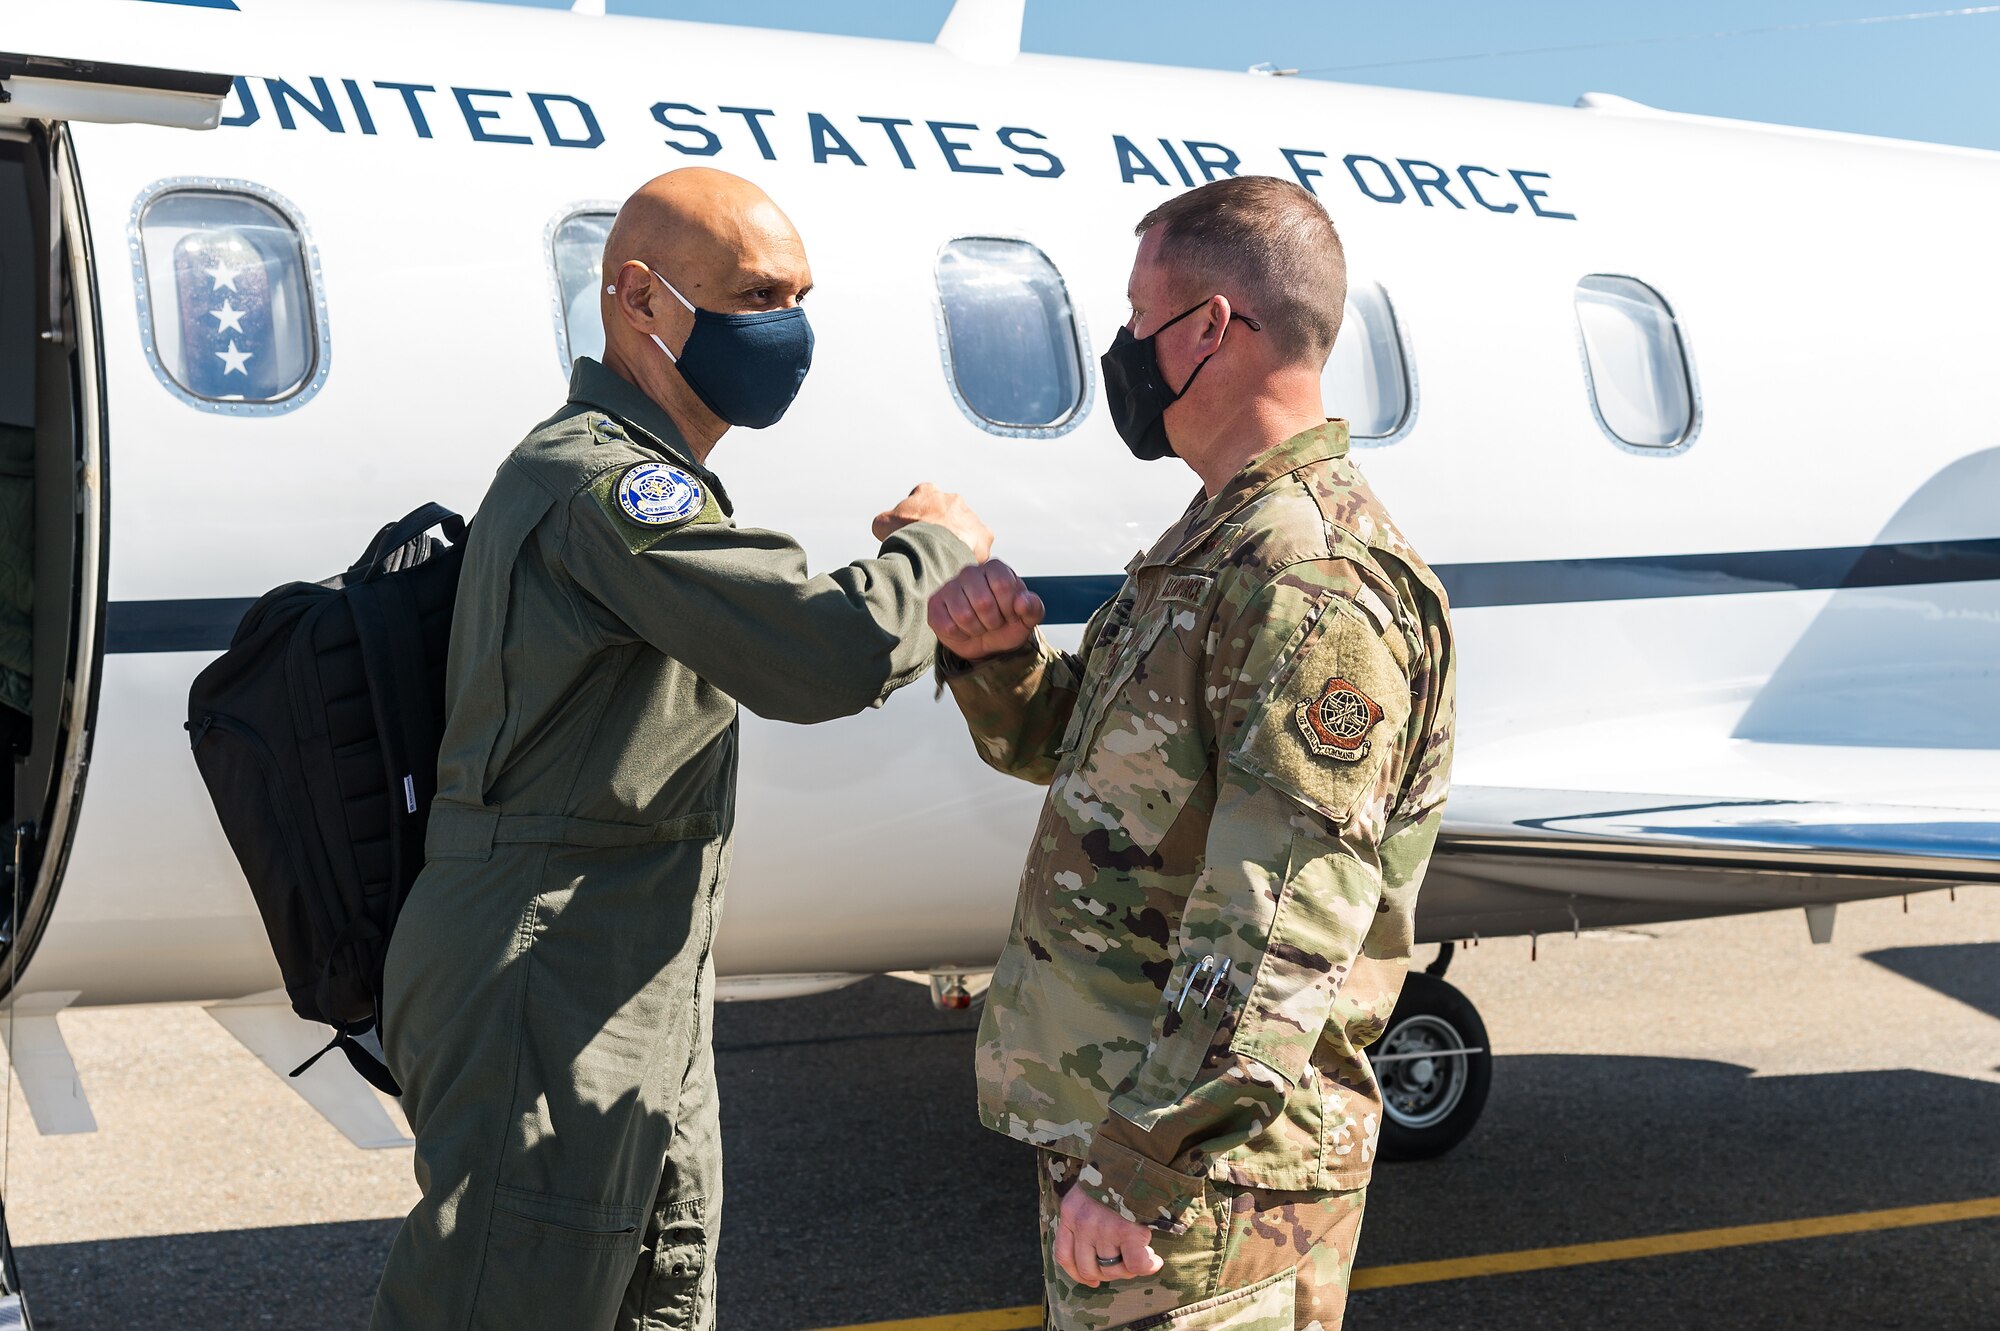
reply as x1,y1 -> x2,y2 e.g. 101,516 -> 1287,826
473,1185 -> 643,1327
639,1198 -> 712,1330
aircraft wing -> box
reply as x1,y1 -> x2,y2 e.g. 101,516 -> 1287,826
1443,788 -> 2000,881
1418,787 -> 2000,942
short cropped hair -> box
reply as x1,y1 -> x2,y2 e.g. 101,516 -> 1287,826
1135,176 -> 1346,367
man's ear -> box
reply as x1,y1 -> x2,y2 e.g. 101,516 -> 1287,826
610,260 -> 659,332
1198,294 -> 1234,355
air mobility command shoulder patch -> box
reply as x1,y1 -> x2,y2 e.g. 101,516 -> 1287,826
590,460 -> 723,554
1295,677 -> 1384,762
617,461 -> 706,527
1229,600 -> 1410,825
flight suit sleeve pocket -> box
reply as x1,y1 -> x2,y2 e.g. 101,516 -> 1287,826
1228,602 -> 1410,827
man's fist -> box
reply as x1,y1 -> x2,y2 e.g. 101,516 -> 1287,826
872,482 -> 993,563
1054,1186 -> 1163,1288
928,560 -> 1045,663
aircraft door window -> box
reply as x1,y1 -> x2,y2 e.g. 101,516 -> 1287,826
933,237 -> 1090,438
1321,280 -> 1413,444
548,207 -> 616,375
1574,274 -> 1698,451
132,181 -> 328,414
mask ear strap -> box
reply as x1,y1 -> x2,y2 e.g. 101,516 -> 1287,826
654,275 -> 699,316
1168,301 -> 1254,398
605,264 -> 699,363
1174,350 -> 1214,399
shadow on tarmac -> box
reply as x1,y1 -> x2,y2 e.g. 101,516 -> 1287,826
15,978 -> 2000,1330
1865,942 -> 2000,1024
18,1218 -> 398,1331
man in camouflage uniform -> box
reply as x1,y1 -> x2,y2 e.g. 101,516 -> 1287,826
372,168 -> 987,1331
931,177 -> 1454,1330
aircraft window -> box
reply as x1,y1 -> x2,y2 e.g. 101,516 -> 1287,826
933,237 -> 1090,437
548,208 -> 615,374
1322,281 -> 1413,444
133,182 -> 327,414
1574,275 -> 1697,450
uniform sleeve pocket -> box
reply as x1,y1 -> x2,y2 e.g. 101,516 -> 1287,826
1227,834 -> 1379,1085
1108,952 -> 1232,1129
1228,602 -> 1410,827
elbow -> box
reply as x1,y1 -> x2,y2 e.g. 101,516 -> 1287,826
743,692 -> 861,725
736,613 -> 925,723
744,664 -> 897,725
976,743 -> 1057,786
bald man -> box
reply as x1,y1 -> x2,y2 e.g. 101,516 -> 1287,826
370,168 -> 989,1331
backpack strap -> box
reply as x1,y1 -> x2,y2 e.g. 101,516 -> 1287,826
289,1020 -> 401,1096
347,556 -> 449,943
355,503 -> 465,582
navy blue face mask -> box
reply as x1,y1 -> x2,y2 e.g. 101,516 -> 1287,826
610,269 -> 814,429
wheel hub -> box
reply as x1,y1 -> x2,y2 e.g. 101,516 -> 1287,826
1378,1013 -> 1469,1130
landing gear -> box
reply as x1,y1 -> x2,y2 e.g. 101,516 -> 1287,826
1375,970 -> 1491,1161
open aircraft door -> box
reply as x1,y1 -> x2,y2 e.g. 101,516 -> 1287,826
0,50 -> 233,1329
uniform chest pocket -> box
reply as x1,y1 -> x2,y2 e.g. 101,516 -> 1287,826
1060,603 -> 1209,854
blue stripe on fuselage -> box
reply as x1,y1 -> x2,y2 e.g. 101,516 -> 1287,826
100,535 -> 2000,654
1023,536 -> 2000,619
133,0 -> 240,9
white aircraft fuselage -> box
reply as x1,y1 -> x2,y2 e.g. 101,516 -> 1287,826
5,0 -> 1999,1031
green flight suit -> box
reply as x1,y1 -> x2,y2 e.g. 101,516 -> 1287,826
371,358 -> 972,1331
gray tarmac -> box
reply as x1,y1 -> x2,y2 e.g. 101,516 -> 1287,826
6,888 -> 1999,1330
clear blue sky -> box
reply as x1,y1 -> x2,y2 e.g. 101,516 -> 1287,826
481,0 -> 1999,150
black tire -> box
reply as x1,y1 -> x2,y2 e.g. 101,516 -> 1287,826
1374,971 -> 1492,1161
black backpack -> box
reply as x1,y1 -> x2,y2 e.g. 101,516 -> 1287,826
186,503 -> 465,1095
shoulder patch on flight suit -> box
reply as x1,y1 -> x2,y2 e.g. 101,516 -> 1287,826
616,461 -> 705,526
588,461 -> 724,554
1231,601 -> 1410,825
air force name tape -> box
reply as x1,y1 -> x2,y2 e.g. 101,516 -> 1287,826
1296,677 -> 1384,762
616,461 -> 706,528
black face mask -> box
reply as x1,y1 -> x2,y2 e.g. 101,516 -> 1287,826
1099,301 -> 1261,460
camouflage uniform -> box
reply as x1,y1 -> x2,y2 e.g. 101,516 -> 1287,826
942,423 -> 1454,1331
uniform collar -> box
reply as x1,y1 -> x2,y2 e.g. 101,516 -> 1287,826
1142,420 -> 1350,567
567,357 -> 734,516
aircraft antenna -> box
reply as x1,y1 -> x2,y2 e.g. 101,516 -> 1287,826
936,0 -> 1026,64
